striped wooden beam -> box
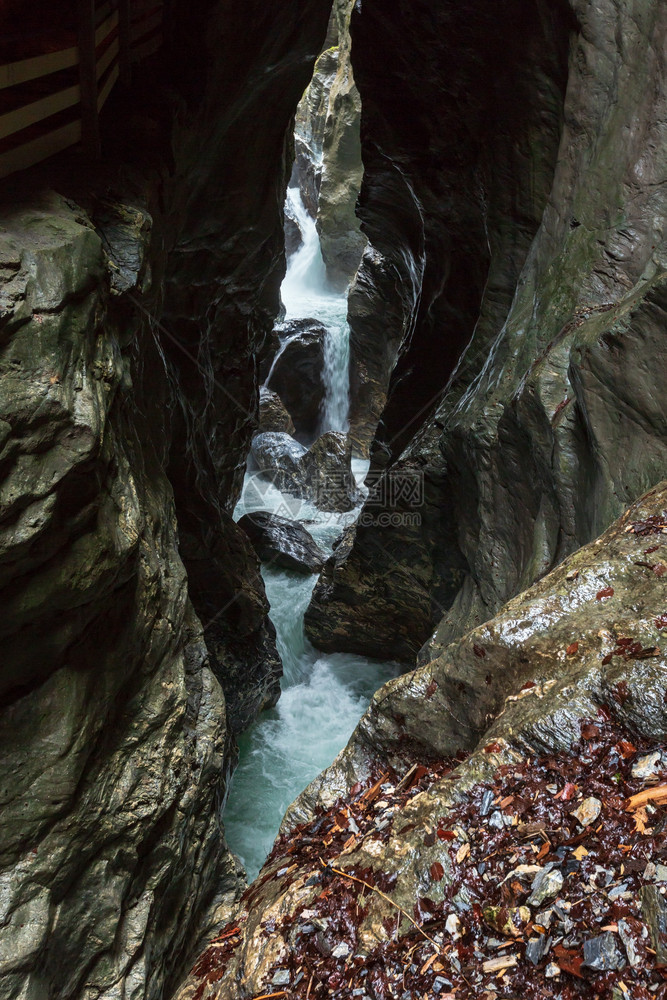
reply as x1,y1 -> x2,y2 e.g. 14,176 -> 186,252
77,0 -> 100,156
0,84 -> 80,142
0,47 -> 78,91
0,120 -> 82,180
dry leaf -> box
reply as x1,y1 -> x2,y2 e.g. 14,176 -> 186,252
572,845 -> 589,860
456,843 -> 471,863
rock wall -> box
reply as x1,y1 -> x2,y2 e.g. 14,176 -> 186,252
291,0 -> 365,290
174,482 -> 667,999
0,0 -> 333,996
315,0 -> 366,291
311,0 -> 667,658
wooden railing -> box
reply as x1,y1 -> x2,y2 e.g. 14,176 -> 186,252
0,0 -> 165,180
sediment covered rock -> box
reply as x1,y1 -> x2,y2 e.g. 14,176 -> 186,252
238,511 -> 325,574
175,482 -> 667,1000
315,0 -> 667,657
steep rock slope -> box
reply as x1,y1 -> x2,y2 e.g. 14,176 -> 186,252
313,0 -> 667,657
315,0 -> 366,290
174,483 -> 667,999
0,0 -> 332,996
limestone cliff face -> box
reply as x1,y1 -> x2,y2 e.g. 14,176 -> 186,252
310,0 -> 667,660
292,0 -> 365,289
315,0 -> 366,291
0,0 -> 332,996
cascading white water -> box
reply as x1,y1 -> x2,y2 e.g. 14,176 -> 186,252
226,472 -> 397,879
223,186 -> 396,881
277,187 -> 350,435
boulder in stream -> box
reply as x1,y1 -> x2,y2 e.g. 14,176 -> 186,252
250,430 -> 361,512
258,387 -> 295,435
237,511 -> 325,574
265,320 -> 326,439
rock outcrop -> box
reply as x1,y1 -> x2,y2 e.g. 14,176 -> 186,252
174,482 -> 667,1000
315,0 -> 366,290
290,0 -> 365,287
258,387 -> 296,435
0,0 -> 333,996
251,431 -> 362,513
312,0 -> 667,659
265,320 -> 326,440
238,511 -> 325,574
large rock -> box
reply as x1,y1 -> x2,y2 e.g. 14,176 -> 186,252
174,481 -> 667,1000
0,0 -> 334,995
238,511 -> 325,574
258,387 -> 295,435
312,0 -> 667,659
251,431 -> 362,512
265,320 -> 326,439
316,0 -> 366,290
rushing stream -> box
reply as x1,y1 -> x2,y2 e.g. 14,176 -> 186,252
224,187 -> 398,880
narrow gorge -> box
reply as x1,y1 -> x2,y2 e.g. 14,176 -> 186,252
0,1 -> 665,999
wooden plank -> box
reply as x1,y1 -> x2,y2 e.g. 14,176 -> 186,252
95,10 -> 119,48
0,47 -> 79,91
118,0 -> 131,85
131,10 -> 162,43
95,1 -> 112,26
0,120 -> 82,179
97,63 -> 119,111
96,36 -> 119,80
77,0 -> 100,156
130,32 -> 163,64
0,84 -> 80,141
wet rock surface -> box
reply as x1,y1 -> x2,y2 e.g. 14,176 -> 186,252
265,320 -> 327,440
176,483 -> 667,999
314,0 -> 667,656
258,387 -> 296,435
251,431 -> 362,513
238,511 -> 325,575
0,0 -> 333,995
315,0 -> 366,290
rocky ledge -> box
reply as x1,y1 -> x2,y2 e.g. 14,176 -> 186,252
175,481 -> 667,999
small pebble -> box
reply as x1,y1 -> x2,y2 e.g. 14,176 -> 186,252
632,751 -> 661,779
573,796 -> 602,827
528,867 -> 564,906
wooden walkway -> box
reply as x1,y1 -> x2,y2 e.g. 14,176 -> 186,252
0,0 -> 165,179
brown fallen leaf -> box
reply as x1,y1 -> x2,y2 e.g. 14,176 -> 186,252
626,784 -> 667,811
566,641 -> 579,656
482,955 -> 517,973
596,586 -> 614,600
420,954 -> 437,975
430,861 -> 445,882
633,807 -> 649,834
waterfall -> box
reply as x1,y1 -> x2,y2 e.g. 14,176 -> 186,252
281,187 -> 327,314
279,186 -> 350,435
224,189 -> 395,882
320,313 -> 351,434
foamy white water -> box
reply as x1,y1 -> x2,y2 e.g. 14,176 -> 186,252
226,465 -> 398,880
278,187 -> 351,434
224,190 -> 393,878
